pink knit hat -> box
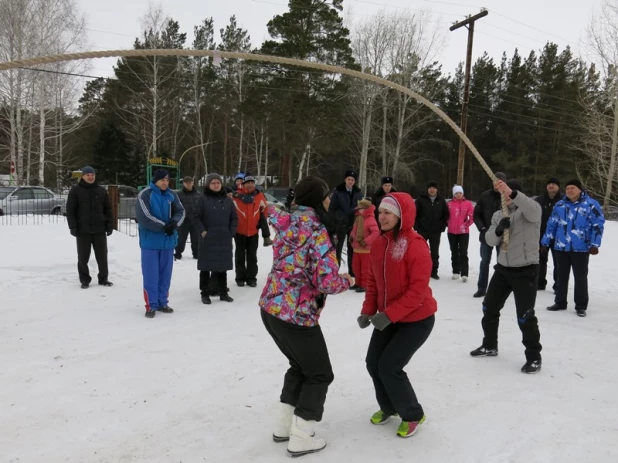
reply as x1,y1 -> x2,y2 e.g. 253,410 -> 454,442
379,196 -> 401,218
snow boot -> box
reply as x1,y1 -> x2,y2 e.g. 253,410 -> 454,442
220,293 -> 234,303
145,310 -> 155,319
81,282 -> 89,289
521,359 -> 542,374
473,290 -> 485,298
396,415 -> 426,438
247,281 -> 258,288
452,274 -> 460,280
159,305 -> 174,314
98,280 -> 113,287
461,276 -> 468,283
470,346 -> 498,357
547,304 -> 566,311
370,410 -> 398,425
287,416 -> 326,458
273,403 -> 295,443
576,309 -> 586,317
263,237 -> 274,247
201,294 -> 212,305
431,273 -> 440,280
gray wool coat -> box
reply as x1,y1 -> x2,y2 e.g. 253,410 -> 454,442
193,189 -> 238,272
486,191 -> 542,268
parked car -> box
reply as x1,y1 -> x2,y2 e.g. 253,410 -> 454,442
0,186 -> 65,216
264,192 -> 284,208
101,185 -> 139,221
264,187 -> 290,204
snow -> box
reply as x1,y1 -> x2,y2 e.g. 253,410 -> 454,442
1,219 -> 618,463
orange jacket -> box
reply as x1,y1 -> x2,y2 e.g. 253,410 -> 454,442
232,189 -> 267,237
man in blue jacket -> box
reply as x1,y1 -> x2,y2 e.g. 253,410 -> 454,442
136,169 -> 186,318
541,179 -> 605,317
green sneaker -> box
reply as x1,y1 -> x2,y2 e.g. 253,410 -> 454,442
396,415 -> 426,438
370,410 -> 397,425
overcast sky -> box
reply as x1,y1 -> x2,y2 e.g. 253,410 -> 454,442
76,0 -> 603,78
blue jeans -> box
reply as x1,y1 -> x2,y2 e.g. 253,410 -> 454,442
477,235 -> 500,292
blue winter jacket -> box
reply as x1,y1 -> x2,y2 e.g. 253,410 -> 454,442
541,192 -> 605,252
136,182 -> 186,250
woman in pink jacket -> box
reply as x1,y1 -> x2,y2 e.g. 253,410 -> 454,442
447,185 -> 475,282
350,199 -> 380,293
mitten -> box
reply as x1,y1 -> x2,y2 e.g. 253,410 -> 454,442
357,314 -> 371,329
370,312 -> 391,331
495,217 -> 511,236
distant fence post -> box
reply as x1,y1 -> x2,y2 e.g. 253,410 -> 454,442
108,185 -> 119,231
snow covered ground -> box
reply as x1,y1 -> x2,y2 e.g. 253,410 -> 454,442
1,219 -> 617,463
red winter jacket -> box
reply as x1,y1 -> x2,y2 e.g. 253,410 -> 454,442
361,193 -> 438,323
350,205 -> 380,253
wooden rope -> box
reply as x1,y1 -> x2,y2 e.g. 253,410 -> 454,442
0,48 -> 509,248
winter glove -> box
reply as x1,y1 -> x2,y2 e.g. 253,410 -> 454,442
357,314 -> 371,329
70,229 -> 78,237
540,246 -> 549,256
106,229 -> 113,237
370,312 -> 391,331
164,222 -> 177,236
589,247 -> 599,256
495,217 -> 511,237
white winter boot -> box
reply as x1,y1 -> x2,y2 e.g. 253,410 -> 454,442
273,403 -> 295,443
452,274 -> 460,280
287,415 -> 326,458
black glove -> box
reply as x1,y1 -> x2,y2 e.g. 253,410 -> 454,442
164,222 -> 177,236
540,246 -> 549,255
70,229 -> 78,237
107,229 -> 113,237
495,217 -> 511,237
370,312 -> 391,331
357,314 -> 371,329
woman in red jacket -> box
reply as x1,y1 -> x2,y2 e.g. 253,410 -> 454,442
357,193 -> 437,438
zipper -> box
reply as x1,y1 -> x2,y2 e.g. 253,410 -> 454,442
383,236 -> 389,309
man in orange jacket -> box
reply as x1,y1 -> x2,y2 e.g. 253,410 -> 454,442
232,176 -> 268,287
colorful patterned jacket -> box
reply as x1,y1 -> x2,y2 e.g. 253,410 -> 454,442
259,204 -> 351,326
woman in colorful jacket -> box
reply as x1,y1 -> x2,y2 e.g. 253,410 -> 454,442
259,176 -> 353,458
349,199 -> 380,292
447,185 -> 475,281
358,193 -> 437,438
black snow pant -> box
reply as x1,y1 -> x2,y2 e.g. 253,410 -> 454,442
261,310 -> 334,422
481,264 -> 542,361
336,229 -> 354,276
419,231 -> 442,276
76,233 -> 108,284
175,221 -> 199,258
234,234 -> 259,284
199,271 -> 229,297
554,251 -> 590,311
538,246 -> 557,291
448,233 -> 470,277
259,212 -> 271,239
366,315 -> 435,422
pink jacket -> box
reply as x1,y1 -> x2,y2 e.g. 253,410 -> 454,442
259,204 -> 350,327
350,205 -> 380,253
447,198 -> 474,234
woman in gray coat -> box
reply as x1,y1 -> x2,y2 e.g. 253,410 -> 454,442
193,173 -> 238,304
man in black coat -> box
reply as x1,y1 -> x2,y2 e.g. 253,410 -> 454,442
66,166 -> 113,289
535,177 -> 563,291
472,171 -> 507,298
330,169 -> 363,277
371,176 -> 396,222
415,181 -> 449,279
175,176 -> 201,260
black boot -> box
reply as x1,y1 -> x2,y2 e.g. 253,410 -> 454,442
547,304 -> 567,311
473,290 -> 485,298
521,359 -> 542,374
220,293 -> 234,303
81,282 -> 89,289
201,294 -> 212,305
159,305 -> 174,313
576,309 -> 586,317
98,280 -> 113,287
145,310 -> 155,319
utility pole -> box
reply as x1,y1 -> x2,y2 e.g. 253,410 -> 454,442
450,9 -> 488,186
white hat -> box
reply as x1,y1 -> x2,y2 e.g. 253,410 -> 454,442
453,185 -> 464,195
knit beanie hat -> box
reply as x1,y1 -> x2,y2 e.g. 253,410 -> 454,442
344,169 -> 358,181
452,185 -> 464,195
379,196 -> 401,218
206,173 -> 223,187
546,177 -> 560,187
243,175 -> 256,184
294,176 -> 331,210
153,169 -> 169,183
235,172 -> 245,181
427,181 -> 438,189
381,176 -> 394,185
507,179 -> 523,194
565,179 -> 583,191
81,166 -> 95,175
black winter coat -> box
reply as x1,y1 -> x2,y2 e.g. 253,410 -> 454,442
535,191 -> 564,238
193,189 -> 238,272
66,180 -> 112,234
371,186 -> 398,222
473,189 -> 502,235
415,194 -> 449,234
177,187 -> 202,225
330,183 -> 364,232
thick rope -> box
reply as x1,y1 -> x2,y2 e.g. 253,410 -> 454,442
0,48 -> 509,248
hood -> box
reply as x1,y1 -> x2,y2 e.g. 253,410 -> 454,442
383,192 -> 416,230
450,196 -> 467,202
357,204 -> 376,217
269,205 -> 324,247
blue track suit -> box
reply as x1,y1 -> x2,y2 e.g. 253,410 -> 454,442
136,183 -> 185,311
